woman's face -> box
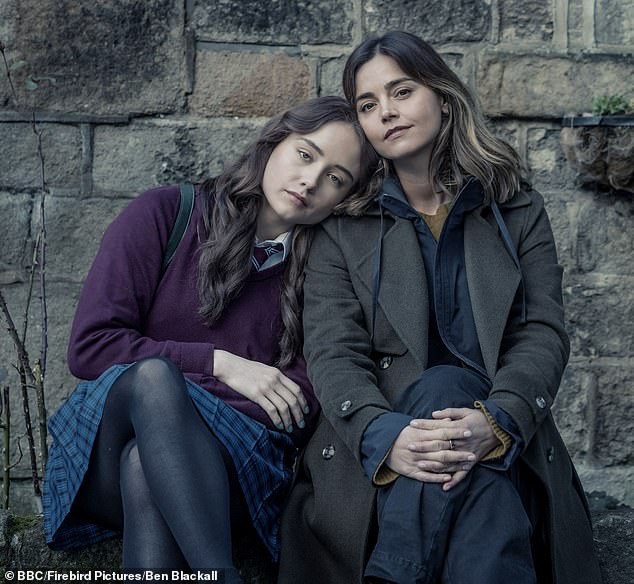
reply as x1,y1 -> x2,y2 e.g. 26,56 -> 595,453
259,121 -> 362,239
354,54 -> 445,168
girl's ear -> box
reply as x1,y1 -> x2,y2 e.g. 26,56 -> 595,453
441,101 -> 449,115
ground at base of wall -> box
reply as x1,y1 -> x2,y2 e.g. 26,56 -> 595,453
1,508 -> 633,584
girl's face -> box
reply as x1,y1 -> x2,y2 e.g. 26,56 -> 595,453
354,54 -> 445,168
258,121 -> 362,239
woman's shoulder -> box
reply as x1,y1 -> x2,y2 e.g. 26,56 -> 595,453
499,186 -> 543,210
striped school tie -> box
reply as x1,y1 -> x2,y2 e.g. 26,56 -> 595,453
252,242 -> 284,271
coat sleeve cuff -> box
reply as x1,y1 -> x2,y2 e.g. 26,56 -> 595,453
474,400 -> 523,470
360,412 -> 412,486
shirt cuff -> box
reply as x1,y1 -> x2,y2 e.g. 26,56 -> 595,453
474,399 -> 523,470
360,412 -> 412,486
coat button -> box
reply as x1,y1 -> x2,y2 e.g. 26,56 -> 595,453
340,400 -> 352,412
322,444 -> 335,460
536,396 -> 547,409
547,447 -> 555,463
378,355 -> 393,370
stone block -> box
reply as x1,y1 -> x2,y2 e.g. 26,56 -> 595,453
190,51 -> 312,118
540,191 -> 574,276
0,193 -> 32,280
487,120 -> 521,153
575,195 -> 634,275
553,364 -> 593,459
596,0 -> 634,45
43,196 -> 130,282
92,119 -> 265,196
577,462 -> 634,508
567,0 -> 587,48
564,275 -> 634,358
319,57 -> 347,98
477,54 -> 634,117
527,127 -> 577,191
499,0 -> 553,42
362,0 -> 490,43
0,0 -> 185,115
0,123 -> 81,191
594,365 -> 634,466
191,0 -> 354,44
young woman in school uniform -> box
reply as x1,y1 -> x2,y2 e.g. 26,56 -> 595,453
278,32 -> 602,584
42,95 -> 378,583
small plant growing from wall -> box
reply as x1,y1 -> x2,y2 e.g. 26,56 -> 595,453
591,94 -> 634,117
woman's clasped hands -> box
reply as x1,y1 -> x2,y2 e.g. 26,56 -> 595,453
386,407 -> 499,491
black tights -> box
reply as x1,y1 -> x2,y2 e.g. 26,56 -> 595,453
71,358 -> 245,583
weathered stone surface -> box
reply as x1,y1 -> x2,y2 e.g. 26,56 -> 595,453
0,193 -> 32,280
0,0 -> 185,115
561,126 -> 634,194
477,55 -> 634,117
596,0 -> 634,45
0,123 -> 81,191
499,0 -> 553,42
362,0 -> 490,43
563,275 -> 634,358
553,364 -> 593,459
577,463 -> 634,508
190,51 -> 312,118
594,364 -> 634,466
527,127 -> 578,191
43,197 -> 130,281
192,0 -> 353,44
318,57 -> 347,98
575,195 -> 634,275
487,120 -> 520,153
92,120 -> 265,196
540,191 -> 574,274
566,0 -> 587,48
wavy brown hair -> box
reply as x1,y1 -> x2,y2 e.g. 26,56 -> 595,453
343,31 -> 525,204
197,96 -> 378,367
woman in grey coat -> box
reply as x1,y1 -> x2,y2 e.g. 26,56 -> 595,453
278,32 -> 602,584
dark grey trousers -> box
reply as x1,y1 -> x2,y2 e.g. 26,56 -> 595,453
364,365 -> 536,584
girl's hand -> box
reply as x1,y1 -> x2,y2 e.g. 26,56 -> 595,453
386,421 -> 475,483
213,350 -> 308,433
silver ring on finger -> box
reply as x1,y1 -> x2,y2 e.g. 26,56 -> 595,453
449,439 -> 455,450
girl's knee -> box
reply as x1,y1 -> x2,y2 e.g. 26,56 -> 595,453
125,357 -> 188,415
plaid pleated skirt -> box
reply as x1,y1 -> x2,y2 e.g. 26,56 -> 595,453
42,364 -> 296,561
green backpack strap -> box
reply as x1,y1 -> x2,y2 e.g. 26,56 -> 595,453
161,183 -> 196,274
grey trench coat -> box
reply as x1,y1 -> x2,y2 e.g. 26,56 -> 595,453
278,189 -> 602,584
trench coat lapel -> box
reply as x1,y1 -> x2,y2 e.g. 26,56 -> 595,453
354,218 -> 428,369
464,212 -> 521,378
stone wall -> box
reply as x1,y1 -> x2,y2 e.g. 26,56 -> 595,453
0,0 -> 632,512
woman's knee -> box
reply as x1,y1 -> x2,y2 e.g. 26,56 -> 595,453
396,365 -> 490,416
